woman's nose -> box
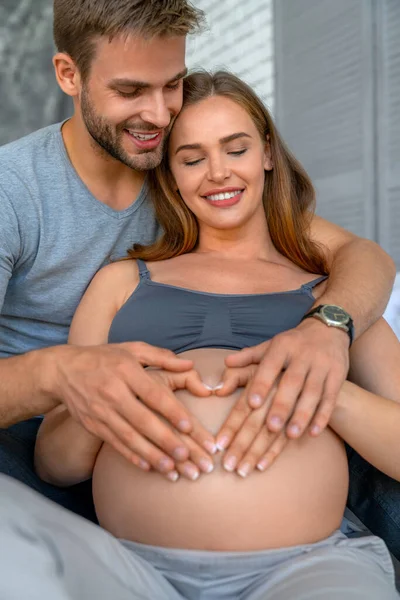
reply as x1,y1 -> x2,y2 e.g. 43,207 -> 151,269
207,157 -> 230,182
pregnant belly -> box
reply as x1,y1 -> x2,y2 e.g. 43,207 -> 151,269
92,349 -> 349,551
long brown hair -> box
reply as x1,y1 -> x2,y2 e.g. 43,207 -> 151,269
129,70 -> 328,275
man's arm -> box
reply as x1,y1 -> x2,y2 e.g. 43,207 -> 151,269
0,349 -> 60,427
221,215 -> 396,448
0,184 -> 59,425
309,214 -> 396,338
31,263 -> 215,481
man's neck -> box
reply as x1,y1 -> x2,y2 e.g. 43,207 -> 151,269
61,117 -> 146,211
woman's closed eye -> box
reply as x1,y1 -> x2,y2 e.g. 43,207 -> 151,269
184,157 -> 204,167
183,148 -> 248,167
228,148 -> 247,157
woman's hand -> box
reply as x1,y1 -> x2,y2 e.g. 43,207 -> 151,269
214,366 -> 289,475
145,367 -> 217,482
223,319 -> 350,439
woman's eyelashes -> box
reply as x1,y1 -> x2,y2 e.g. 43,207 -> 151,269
183,148 -> 248,167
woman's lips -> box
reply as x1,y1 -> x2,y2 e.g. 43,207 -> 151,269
203,190 -> 244,208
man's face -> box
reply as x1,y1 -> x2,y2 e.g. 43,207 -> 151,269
78,34 -> 186,171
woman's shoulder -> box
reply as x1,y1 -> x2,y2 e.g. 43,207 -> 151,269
86,259 -> 141,307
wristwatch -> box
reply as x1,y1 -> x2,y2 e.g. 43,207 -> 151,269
301,304 -> 354,346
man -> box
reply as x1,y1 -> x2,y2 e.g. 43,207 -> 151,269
0,0 -> 397,549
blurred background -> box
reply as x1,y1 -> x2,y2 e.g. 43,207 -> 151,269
0,0 -> 399,334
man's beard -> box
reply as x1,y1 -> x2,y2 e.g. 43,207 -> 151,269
80,87 -> 168,171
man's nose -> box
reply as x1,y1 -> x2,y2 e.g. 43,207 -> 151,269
140,91 -> 171,129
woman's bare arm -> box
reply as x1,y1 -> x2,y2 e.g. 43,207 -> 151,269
34,262 -> 133,486
329,318 -> 400,481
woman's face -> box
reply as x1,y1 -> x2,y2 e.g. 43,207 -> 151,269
168,95 -> 272,232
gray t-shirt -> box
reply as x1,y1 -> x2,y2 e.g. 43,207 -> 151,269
0,123 -> 160,357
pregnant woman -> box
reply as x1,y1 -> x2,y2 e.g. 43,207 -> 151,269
1,71 -> 399,599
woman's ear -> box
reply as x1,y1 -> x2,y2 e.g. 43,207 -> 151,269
264,134 -> 273,171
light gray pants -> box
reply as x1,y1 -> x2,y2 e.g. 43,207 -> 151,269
0,475 -> 398,600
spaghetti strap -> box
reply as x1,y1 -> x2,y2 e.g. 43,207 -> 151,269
301,275 -> 328,291
136,259 -> 151,280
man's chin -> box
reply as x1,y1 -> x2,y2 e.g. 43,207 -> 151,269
125,150 -> 163,172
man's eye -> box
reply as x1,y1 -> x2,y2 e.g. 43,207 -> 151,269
117,89 -> 141,98
166,81 -> 181,90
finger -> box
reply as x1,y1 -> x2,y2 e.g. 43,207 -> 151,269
110,389 -> 192,462
89,426 -> 151,472
235,428 -> 281,477
178,370 -> 212,397
285,371 -> 326,438
186,412 -> 218,456
125,366 -> 194,435
123,342 -> 194,371
92,415 -> 178,475
215,365 -> 257,396
309,372 -> 343,436
174,460 -> 200,481
215,389 -> 252,451
263,361 -> 309,431
245,342 -> 290,409
255,431 -> 288,472
222,404 -> 269,473
224,341 -> 269,368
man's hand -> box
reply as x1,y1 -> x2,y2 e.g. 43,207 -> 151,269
222,319 -> 350,438
48,342 -> 216,480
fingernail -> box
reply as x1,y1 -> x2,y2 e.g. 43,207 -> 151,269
167,470 -> 179,482
249,394 -> 263,408
269,416 -> 283,430
199,458 -> 214,473
311,425 -> 321,436
178,419 -> 191,432
138,459 -> 150,471
159,457 -> 174,472
173,446 -> 188,461
203,382 -> 223,391
224,456 -> 237,472
216,436 -> 229,451
203,440 -> 217,455
288,424 -> 301,437
238,463 -> 251,478
184,465 -> 199,481
257,459 -> 269,471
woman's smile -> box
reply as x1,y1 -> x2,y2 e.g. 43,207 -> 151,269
202,187 -> 245,208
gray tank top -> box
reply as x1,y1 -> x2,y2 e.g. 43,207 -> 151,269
108,259 -> 328,353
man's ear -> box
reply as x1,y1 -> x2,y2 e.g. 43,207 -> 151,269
264,133 -> 273,171
53,52 -> 81,97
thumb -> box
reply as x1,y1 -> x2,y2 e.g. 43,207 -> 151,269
184,371 -> 212,397
215,365 -> 257,396
224,342 -> 270,368
163,370 -> 211,397
123,342 -> 194,371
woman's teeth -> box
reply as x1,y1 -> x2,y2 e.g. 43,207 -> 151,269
128,131 -> 159,141
206,190 -> 242,201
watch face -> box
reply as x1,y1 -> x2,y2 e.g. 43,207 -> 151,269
321,305 -> 349,325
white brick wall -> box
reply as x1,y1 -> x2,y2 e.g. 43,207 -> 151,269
187,0 -> 274,112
